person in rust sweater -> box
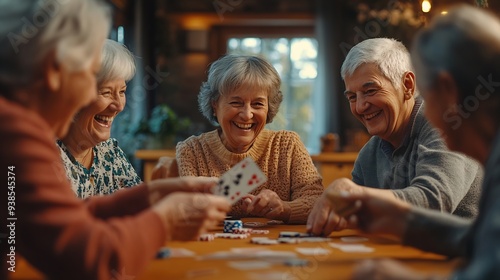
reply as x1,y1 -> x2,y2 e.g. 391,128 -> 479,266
0,1 -> 230,280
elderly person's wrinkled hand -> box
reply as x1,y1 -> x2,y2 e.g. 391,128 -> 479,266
324,188 -> 411,239
153,192 -> 230,241
306,178 -> 364,236
241,189 -> 291,221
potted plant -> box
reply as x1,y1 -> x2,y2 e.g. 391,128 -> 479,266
135,104 -> 191,149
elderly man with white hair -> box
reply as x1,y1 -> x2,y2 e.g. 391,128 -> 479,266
307,37 -> 483,236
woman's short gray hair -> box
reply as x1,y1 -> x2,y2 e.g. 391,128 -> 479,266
198,54 -> 283,125
97,39 -> 136,85
0,0 -> 110,93
341,38 -> 413,91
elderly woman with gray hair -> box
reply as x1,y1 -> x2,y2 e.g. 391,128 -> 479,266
58,39 -> 141,199
174,54 -> 324,224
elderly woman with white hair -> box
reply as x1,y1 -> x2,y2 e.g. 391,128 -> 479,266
58,39 -> 141,198
0,1 -> 230,279
307,37 -> 483,236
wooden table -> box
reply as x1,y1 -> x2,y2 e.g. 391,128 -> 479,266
12,218 -> 454,280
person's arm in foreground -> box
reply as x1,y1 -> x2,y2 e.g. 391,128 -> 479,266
5,114 -> 229,280
326,188 -> 477,280
307,178 -> 396,236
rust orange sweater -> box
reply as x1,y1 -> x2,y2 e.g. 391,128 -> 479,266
0,97 -> 165,280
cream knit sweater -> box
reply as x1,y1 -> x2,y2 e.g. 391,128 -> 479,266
176,129 -> 324,224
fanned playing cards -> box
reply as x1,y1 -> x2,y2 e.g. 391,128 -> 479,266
212,157 -> 267,205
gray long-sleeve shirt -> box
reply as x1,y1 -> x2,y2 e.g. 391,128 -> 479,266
352,99 -> 483,218
403,129 -> 500,279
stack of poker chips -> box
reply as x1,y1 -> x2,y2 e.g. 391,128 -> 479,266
197,217 -> 271,241
223,219 -> 243,233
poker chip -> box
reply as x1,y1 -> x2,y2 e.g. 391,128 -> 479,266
223,220 -> 243,233
232,228 -> 253,234
250,229 -> 269,235
340,236 -> 369,243
198,234 -> 215,242
277,237 -> 300,244
250,237 -> 279,245
278,231 -> 301,238
279,231 -> 313,238
214,233 -> 248,239
284,258 -> 310,267
156,247 -> 171,259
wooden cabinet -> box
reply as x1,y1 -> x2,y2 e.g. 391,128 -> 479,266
135,149 -> 358,186
310,152 -> 358,187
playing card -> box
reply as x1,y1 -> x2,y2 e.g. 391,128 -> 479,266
248,272 -> 296,280
329,242 -> 375,253
186,268 -> 218,278
337,246 -> 374,253
340,236 -> 369,243
279,231 -> 314,238
228,261 -> 272,270
156,247 -> 196,258
230,247 -> 269,254
213,157 -> 267,205
295,247 -> 331,256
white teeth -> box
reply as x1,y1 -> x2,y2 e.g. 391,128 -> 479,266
235,122 -> 252,129
94,115 -> 114,123
364,112 -> 380,120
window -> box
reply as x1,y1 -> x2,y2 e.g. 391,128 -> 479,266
227,37 -> 319,152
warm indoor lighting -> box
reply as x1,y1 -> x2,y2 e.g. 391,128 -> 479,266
441,10 -> 448,15
422,0 -> 432,13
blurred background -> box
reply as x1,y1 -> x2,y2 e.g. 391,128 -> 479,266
106,0 -> 498,173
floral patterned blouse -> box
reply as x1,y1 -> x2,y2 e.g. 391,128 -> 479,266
57,138 -> 142,199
